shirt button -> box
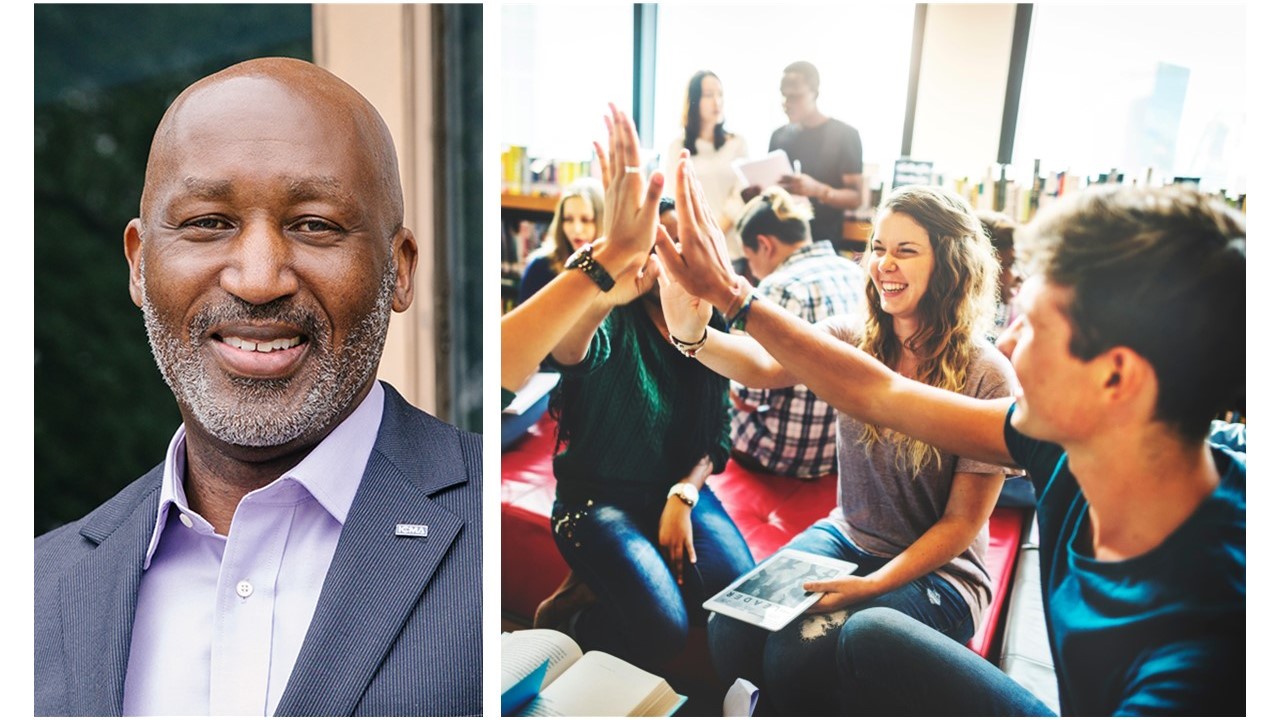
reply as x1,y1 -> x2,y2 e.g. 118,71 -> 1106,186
178,513 -> 193,528
236,580 -> 253,599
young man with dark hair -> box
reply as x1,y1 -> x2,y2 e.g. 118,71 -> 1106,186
743,61 -> 865,245
656,170 -> 1245,715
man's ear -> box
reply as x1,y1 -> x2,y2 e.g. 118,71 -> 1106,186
1098,346 -> 1153,403
391,226 -> 418,312
124,219 -> 145,309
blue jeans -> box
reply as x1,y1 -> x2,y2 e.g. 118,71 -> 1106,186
839,607 -> 1055,715
550,487 -> 755,673
707,520 -> 975,715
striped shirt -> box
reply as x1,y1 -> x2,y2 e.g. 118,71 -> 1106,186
730,240 -> 865,477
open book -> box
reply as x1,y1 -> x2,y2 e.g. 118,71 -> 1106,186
501,629 -> 687,716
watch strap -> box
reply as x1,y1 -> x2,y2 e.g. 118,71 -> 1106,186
566,243 -> 615,292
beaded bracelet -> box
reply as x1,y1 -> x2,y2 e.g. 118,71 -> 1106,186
670,327 -> 709,358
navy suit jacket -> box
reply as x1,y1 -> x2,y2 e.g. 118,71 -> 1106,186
34,383 -> 482,716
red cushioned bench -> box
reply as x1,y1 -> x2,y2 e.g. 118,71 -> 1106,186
502,414 -> 1026,663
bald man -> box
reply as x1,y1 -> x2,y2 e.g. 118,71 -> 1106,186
34,58 -> 482,716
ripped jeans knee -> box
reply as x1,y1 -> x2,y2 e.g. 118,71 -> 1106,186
795,608 -> 852,642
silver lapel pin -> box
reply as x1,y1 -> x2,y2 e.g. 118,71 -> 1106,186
395,523 -> 429,537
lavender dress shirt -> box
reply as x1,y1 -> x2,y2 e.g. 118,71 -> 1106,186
122,383 -> 384,716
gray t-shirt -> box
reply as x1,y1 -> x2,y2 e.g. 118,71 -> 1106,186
821,315 -> 1017,631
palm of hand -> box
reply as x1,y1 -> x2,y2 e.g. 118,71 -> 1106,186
658,268 -> 712,337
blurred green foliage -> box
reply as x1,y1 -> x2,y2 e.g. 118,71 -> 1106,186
34,4 -> 312,535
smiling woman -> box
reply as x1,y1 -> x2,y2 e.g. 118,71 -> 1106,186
656,178 -> 1014,715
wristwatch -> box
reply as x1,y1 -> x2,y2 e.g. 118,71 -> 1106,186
668,482 -> 700,507
564,243 -> 615,292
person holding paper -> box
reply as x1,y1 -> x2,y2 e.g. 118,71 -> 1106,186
747,61 -> 865,245
655,152 -> 1245,715
656,180 -> 1014,714
664,70 -> 749,271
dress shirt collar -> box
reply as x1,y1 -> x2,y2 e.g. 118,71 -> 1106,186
141,381 -> 386,568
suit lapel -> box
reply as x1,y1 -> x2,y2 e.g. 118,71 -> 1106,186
276,385 -> 469,716
58,474 -> 161,716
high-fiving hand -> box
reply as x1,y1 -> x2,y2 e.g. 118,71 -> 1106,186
652,154 -> 747,314
593,103 -> 664,272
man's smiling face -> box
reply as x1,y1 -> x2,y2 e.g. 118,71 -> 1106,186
125,65 -> 415,449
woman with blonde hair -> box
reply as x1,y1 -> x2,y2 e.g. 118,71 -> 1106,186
657,184 -> 1015,714
517,177 -> 605,303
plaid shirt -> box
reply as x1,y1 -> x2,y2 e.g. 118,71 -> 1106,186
731,241 -> 865,477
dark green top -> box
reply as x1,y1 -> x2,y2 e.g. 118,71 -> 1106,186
547,302 -> 730,505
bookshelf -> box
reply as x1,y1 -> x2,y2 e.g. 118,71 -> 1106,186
501,192 -> 562,314
502,192 -> 560,214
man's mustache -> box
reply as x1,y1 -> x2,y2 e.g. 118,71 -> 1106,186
187,297 -> 327,343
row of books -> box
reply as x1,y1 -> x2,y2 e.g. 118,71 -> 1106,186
938,160 -> 1246,223
501,145 -> 595,197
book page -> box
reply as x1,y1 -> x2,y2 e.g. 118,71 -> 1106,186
501,629 -> 583,693
521,651 -> 681,717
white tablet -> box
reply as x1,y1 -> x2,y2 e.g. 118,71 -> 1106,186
703,549 -> 859,631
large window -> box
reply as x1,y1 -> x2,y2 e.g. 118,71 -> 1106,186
1013,5 -> 1246,195
500,4 -> 635,161
653,4 -> 916,187
499,3 -> 917,181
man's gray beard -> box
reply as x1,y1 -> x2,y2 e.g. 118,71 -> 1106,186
140,261 -> 397,448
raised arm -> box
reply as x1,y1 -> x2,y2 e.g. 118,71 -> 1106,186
502,256 -> 631,390
725,302 -> 1013,465
654,157 -> 1014,466
500,104 -> 663,392
548,249 -> 658,366
653,248 -> 801,389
